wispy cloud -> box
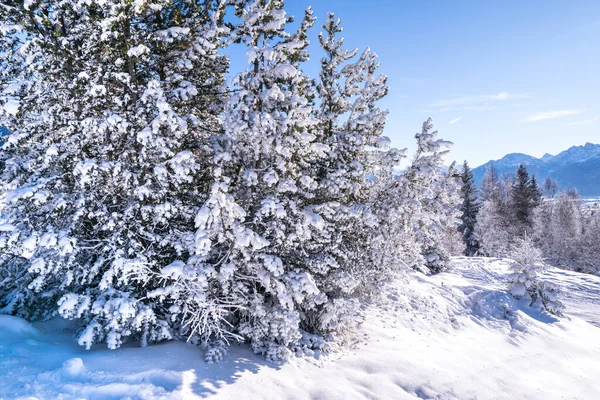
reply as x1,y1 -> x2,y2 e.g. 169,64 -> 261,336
568,117 -> 599,125
525,109 -> 585,122
449,116 -> 463,125
429,92 -> 527,112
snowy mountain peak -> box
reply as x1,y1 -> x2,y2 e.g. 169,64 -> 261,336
541,153 -> 554,162
550,142 -> 600,165
472,142 -> 600,196
488,153 -> 539,168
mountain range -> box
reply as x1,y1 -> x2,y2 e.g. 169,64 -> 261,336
472,142 -> 600,197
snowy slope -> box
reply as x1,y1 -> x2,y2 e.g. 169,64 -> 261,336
1,258 -> 600,400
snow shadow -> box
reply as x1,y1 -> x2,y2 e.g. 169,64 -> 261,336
192,346 -> 283,397
80,342 -> 280,398
0,314 -> 284,399
464,286 -> 559,334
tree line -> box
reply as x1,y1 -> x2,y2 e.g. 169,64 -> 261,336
458,162 -> 600,274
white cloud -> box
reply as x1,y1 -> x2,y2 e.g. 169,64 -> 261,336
429,92 -> 527,111
493,92 -> 510,100
449,116 -> 463,125
568,117 -> 599,125
525,109 -> 585,122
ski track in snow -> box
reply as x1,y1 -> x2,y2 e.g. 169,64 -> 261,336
1,258 -> 600,400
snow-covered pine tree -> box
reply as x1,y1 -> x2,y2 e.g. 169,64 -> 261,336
368,145 -> 422,273
438,161 -> 463,256
0,0 -> 230,349
216,1 -> 332,360
458,160 -> 480,256
314,13 -> 358,201
512,165 -> 531,225
508,235 -> 564,316
398,118 -> 457,273
154,2 -> 387,361
315,13 -> 390,197
476,165 -> 519,258
314,12 -> 395,294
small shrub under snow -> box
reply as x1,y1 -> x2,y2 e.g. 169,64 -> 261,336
507,237 -> 565,316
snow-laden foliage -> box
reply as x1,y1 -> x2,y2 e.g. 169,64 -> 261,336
476,163 -> 600,276
314,13 -> 396,294
476,199 -> 512,258
535,190 -> 600,274
165,2 -> 338,361
476,164 -> 542,258
508,236 -> 564,316
1,0 -> 465,361
149,5 -> 399,361
370,119 -> 461,275
0,0 -> 230,348
476,167 -> 514,257
400,119 -> 460,273
204,339 -> 229,364
437,161 -> 464,258
368,145 -> 416,273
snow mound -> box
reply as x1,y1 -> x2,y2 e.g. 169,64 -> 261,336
62,358 -> 85,377
0,314 -> 38,336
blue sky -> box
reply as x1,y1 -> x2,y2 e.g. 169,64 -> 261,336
229,0 -> 600,167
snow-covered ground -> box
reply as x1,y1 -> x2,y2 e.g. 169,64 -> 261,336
2,258 -> 600,400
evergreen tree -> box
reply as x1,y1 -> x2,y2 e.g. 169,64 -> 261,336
0,0 -> 473,363
458,160 -> 480,256
315,13 -> 393,293
180,0 -> 324,361
400,118 -> 457,273
0,0 -> 230,349
512,164 -> 537,230
477,164 -> 543,259
156,2 -> 393,361
369,145 -> 419,274
528,175 -> 542,207
508,235 -> 564,316
438,161 -> 464,256
314,13 -> 359,200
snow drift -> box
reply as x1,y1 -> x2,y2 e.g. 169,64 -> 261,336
1,257 -> 599,399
